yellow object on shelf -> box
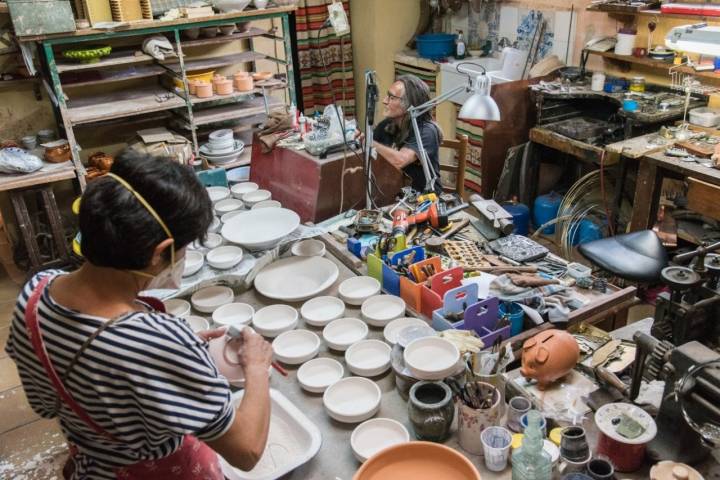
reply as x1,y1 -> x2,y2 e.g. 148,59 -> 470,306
173,70 -> 216,91
511,433 -> 524,450
709,93 -> 720,109
549,427 -> 562,446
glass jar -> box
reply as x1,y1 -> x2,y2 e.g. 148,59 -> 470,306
630,76 -> 646,92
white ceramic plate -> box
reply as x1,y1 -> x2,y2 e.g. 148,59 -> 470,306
200,140 -> 244,158
254,256 -> 339,302
241,189 -> 271,207
383,317 -> 428,345
272,329 -> 320,365
230,182 -> 258,199
252,304 -> 298,338
403,337 -> 461,381
351,418 -> 410,463
185,315 -> 210,332
291,238 -> 326,257
207,186 -> 230,203
191,286 -> 234,313
252,200 -> 281,210
322,318 -> 368,351
183,250 -> 204,277
361,295 -> 406,327
214,198 -> 244,215
212,302 -> 254,328
323,377 -> 381,424
164,298 -> 190,318
300,296 -> 345,327
345,340 -> 392,377
192,232 -> 223,250
297,357 -> 344,393
221,208 -> 300,250
206,245 -> 243,270
338,276 -> 381,306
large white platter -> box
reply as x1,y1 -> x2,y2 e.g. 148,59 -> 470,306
254,256 -> 339,302
221,208 -> 300,250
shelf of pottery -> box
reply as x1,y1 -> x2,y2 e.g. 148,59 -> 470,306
33,7 -> 296,190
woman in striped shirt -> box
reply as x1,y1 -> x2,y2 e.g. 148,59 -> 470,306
6,150 -> 272,479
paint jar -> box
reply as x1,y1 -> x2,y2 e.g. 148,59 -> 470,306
630,76 -> 646,92
623,98 -> 639,112
481,426 -> 512,472
457,382 -> 501,455
591,72 -> 606,92
507,396 -> 532,433
408,381 -> 455,442
499,301 -> 524,336
560,426 -> 590,463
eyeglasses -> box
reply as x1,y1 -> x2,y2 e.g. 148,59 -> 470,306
385,91 -> 404,102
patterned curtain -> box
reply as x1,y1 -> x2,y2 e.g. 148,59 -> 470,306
295,0 -> 355,116
456,114 -> 485,194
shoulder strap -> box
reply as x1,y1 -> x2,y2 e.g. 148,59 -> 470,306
24,275 -> 120,443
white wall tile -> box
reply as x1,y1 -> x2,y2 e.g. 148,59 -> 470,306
499,6 -> 519,41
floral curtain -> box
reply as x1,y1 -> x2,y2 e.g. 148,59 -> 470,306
295,0 -> 355,116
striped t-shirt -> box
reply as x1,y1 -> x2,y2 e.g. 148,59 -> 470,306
5,270 -> 235,479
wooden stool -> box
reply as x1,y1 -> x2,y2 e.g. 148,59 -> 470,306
9,185 -> 71,272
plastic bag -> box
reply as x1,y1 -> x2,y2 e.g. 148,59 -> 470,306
0,148 -> 43,174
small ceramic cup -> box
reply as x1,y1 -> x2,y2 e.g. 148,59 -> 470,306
586,458 -> 614,480
480,426 -> 512,472
560,426 -> 590,463
507,396 -> 532,433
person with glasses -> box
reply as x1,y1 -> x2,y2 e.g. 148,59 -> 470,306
372,74 -> 444,194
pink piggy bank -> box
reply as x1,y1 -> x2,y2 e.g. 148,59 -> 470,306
520,329 -> 579,390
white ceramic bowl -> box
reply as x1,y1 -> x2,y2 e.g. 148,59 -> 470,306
323,377 -> 381,424
322,318 -> 369,351
221,210 -> 244,224
403,337 -> 461,381
383,317 -> 428,345
252,200 -> 281,210
297,357 -> 344,393
272,329 -> 320,365
215,198 -> 244,215
301,296 -> 345,327
208,216 -> 221,233
338,276 -> 381,306
252,304 -> 298,338
241,189 -> 271,207
164,298 -> 191,318
361,295 -> 406,327
345,340 -> 392,377
212,302 -> 254,328
231,182 -> 258,199
206,245 -> 244,270
183,250 -> 204,277
185,315 -> 210,332
207,186 -> 230,203
351,418 -> 410,463
254,256 -> 339,302
221,208 -> 300,250
191,286 -> 234,313
193,232 -> 223,250
214,0 -> 251,13
291,238 -> 326,257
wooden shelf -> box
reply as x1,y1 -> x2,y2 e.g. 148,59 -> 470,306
587,50 -> 720,81
0,162 -> 76,192
187,89 -> 259,105
56,50 -> 153,73
66,86 -> 185,125
0,78 -> 39,87
62,64 -> 166,87
179,27 -> 268,48
185,96 -> 282,126
169,51 -> 266,73
587,4 -> 720,20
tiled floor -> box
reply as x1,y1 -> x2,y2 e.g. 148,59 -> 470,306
0,274 -> 67,480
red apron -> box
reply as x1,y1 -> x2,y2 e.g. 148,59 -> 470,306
25,275 -> 224,480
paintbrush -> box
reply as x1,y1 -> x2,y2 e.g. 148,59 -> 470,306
226,325 -> 288,377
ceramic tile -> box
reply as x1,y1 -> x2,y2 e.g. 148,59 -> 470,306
498,5 -> 518,41
0,356 -> 21,392
554,10 -> 572,46
0,386 -> 40,433
0,300 -> 17,329
553,40 -> 570,62
0,326 -> 8,358
0,418 -> 67,480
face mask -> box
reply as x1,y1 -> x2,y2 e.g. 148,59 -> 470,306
144,255 -> 185,291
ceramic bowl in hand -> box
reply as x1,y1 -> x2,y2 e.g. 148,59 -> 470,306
383,317 -> 428,345
361,295 -> 406,327
301,296 -> 345,327
183,250 -> 204,277
214,198 -> 244,215
351,418 -> 410,463
345,339 -> 392,377
403,337 -> 460,381
241,189 -> 271,207
185,315 -> 210,332
191,286 -> 234,313
230,181 -> 258,199
338,276 -> 381,306
252,304 -> 298,338
212,302 -> 254,328
323,376 -> 381,423
297,357 -> 344,393
164,298 -> 191,318
252,200 -> 281,210
272,329 -> 320,365
322,317 -> 368,351
207,186 -> 230,203
291,238 -> 326,257
207,335 -> 271,387
206,245 -> 243,270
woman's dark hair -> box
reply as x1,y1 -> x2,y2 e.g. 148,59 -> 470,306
79,149 -> 213,270
383,74 -> 441,147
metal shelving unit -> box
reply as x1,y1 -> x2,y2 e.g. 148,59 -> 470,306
22,5 -> 297,190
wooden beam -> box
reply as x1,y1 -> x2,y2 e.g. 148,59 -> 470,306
629,160 -> 660,231
687,177 -> 720,221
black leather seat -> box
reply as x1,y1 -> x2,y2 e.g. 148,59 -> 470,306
578,230 -> 668,283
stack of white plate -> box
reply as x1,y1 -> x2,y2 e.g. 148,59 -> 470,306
201,129 -> 245,165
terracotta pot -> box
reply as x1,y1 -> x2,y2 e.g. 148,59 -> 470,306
188,79 -> 199,95
215,79 -> 233,95
252,71 -> 273,81
44,143 -> 71,163
234,76 -> 254,92
234,71 -> 249,80
408,381 -> 454,443
650,461 -> 704,480
457,382 -> 501,455
520,329 -> 579,390
88,152 -> 113,171
195,82 -> 213,98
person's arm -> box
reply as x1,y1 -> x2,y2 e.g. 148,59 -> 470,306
206,329 -> 272,471
373,141 -> 417,170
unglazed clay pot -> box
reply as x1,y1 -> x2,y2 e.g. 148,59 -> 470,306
188,79 -> 199,95
520,329 -> 579,390
195,82 -> 213,98
234,71 -> 249,80
235,75 -> 253,92
215,79 -> 233,95
650,461 -> 704,480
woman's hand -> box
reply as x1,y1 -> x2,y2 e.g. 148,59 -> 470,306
239,328 -> 272,379
195,327 -> 227,342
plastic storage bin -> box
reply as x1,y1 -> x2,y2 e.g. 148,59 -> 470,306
416,33 -> 456,60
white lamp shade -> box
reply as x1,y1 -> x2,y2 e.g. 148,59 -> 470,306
459,93 -> 501,121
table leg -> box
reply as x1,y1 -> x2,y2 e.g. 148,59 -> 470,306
611,155 -> 628,232
10,190 -> 42,269
629,160 -> 660,231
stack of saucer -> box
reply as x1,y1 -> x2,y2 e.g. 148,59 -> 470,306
200,129 -> 245,165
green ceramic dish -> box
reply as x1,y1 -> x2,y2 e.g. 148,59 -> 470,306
62,45 -> 112,64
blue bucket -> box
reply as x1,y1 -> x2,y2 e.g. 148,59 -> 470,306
499,302 -> 524,336
416,33 -> 456,60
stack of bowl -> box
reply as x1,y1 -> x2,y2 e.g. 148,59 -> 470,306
200,129 -> 245,165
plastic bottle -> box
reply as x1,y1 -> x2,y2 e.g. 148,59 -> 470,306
511,410 -> 552,480
289,103 -> 298,129
456,30 -> 467,59
298,113 -> 307,139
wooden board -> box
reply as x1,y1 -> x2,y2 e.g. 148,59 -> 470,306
687,177 -> 720,220
677,139 -> 719,158
187,96 -> 281,126
605,133 -> 674,160
6,0 -> 76,36
529,127 -> 607,165
83,0 -> 113,26
66,86 -> 185,125
0,163 -> 76,192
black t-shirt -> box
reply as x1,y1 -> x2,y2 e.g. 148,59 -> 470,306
374,118 -> 442,194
